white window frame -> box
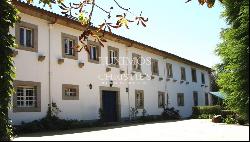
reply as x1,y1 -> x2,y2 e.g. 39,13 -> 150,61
20,27 -> 33,47
109,49 -> 118,65
64,38 -> 74,56
135,90 -> 144,109
65,88 -> 77,97
90,45 -> 98,61
132,54 -> 141,71
158,92 -> 165,108
177,93 -> 184,107
167,63 -> 173,78
16,86 -> 36,108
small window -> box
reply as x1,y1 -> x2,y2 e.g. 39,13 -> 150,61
166,63 -> 173,78
88,41 -> 101,64
19,27 -> 33,47
65,88 -> 77,97
158,92 -> 165,108
108,46 -> 119,67
15,21 -> 38,52
62,33 -> 78,60
177,93 -> 184,106
166,93 -> 169,106
151,59 -> 159,75
132,53 -> 141,72
181,67 -> 186,81
64,39 -> 75,56
17,86 -> 36,108
135,90 -> 144,109
205,93 -> 209,106
90,46 -> 98,61
193,91 -> 198,106
62,84 -> 79,100
201,73 -> 205,84
191,68 -> 197,82
13,81 -> 41,112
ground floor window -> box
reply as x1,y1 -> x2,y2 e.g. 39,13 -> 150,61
177,93 -> 184,106
13,81 -> 41,112
205,93 -> 209,106
62,84 -> 79,100
135,90 -> 144,109
193,91 -> 198,106
158,92 -> 165,108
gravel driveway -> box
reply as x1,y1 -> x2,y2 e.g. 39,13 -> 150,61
14,119 -> 249,141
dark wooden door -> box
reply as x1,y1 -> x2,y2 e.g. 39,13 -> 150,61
102,91 -> 117,122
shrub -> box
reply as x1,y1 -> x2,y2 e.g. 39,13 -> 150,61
224,115 -> 238,124
161,107 -> 180,120
192,105 -> 221,118
198,114 -> 214,119
221,110 -> 236,118
130,107 -> 139,121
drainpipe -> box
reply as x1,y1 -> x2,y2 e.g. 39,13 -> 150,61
48,17 -> 57,115
164,57 -> 168,107
126,45 -> 131,120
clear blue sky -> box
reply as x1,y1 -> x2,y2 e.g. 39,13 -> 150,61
34,0 -> 227,68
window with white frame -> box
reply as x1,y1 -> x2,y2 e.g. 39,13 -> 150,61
181,67 -> 186,81
90,45 -> 99,61
132,53 -> 141,71
158,92 -> 165,108
193,91 -> 198,106
20,27 -> 33,48
65,88 -> 77,97
177,93 -> 184,106
201,73 -> 205,84
16,86 -> 36,108
135,90 -> 144,109
151,59 -> 159,75
108,47 -> 119,66
166,63 -> 173,78
62,84 -> 79,100
191,68 -> 197,82
64,38 -> 75,56
205,93 -> 209,106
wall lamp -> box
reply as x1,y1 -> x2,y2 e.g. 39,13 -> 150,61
109,80 -> 114,87
89,83 -> 93,90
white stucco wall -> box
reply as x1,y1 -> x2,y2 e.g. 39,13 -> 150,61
9,13 -> 211,125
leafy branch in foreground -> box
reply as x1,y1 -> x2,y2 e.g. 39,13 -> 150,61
25,0 -> 148,54
185,0 -> 223,8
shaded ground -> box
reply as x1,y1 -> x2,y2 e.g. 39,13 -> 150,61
14,119 -> 249,141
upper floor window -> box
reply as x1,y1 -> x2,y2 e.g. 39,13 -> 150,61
108,46 -> 119,67
193,91 -> 198,106
158,92 -> 165,108
191,68 -> 197,82
201,73 -> 205,84
135,90 -> 144,109
88,41 -> 101,64
166,63 -> 173,78
132,53 -> 141,72
177,93 -> 184,106
181,67 -> 186,81
13,81 -> 41,112
151,59 -> 159,75
20,27 -> 33,47
15,21 -> 38,52
62,33 -> 78,60
62,84 -> 79,100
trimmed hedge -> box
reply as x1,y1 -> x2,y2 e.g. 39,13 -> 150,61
192,105 -> 221,118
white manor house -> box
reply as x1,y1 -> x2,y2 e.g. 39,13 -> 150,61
9,1 -> 212,125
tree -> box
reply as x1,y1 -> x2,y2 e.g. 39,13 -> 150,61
0,1 -> 19,141
215,0 -> 249,121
